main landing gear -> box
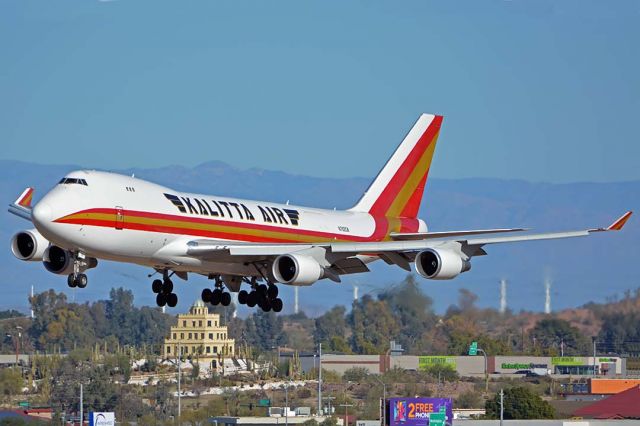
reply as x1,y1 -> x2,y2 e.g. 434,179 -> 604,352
238,278 -> 283,313
67,254 -> 88,288
201,276 -> 232,307
152,271 -> 178,308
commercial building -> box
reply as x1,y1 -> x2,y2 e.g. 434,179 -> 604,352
163,299 -> 235,371
285,353 -> 625,378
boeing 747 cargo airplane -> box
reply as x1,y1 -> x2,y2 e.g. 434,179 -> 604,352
8,114 -> 632,312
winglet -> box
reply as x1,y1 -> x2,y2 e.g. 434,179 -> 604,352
15,188 -> 34,208
607,211 -> 633,231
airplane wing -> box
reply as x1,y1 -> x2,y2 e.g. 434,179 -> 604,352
182,211 -> 632,277
7,188 -> 34,221
389,228 -> 526,241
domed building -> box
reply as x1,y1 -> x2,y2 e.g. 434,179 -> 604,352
163,299 -> 235,371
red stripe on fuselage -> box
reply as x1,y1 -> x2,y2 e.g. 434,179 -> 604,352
54,208 -> 419,243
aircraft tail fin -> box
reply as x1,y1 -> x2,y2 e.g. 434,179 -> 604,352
350,114 -> 443,218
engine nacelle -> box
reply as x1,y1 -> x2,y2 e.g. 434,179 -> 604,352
43,246 -> 97,275
11,229 -> 49,261
415,248 -> 471,280
272,254 -> 323,286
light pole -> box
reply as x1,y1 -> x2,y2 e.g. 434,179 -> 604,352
177,342 -> 182,419
318,343 -> 322,416
477,348 -> 488,392
499,388 -> 504,426
372,375 -> 386,426
285,382 -> 289,426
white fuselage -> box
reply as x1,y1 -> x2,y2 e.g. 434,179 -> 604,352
32,170 -> 425,277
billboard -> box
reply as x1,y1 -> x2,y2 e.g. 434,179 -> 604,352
389,398 -> 453,426
418,356 -> 456,371
89,412 -> 115,426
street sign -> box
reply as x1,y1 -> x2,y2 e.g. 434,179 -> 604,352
18,401 -> 29,408
468,341 -> 478,356
258,399 -> 271,407
428,412 -> 446,426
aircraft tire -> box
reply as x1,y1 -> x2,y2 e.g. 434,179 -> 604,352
247,292 -> 257,307
238,290 -> 248,304
202,288 -> 213,303
167,293 -> 178,308
272,298 -> 283,313
67,274 -> 77,288
259,284 -> 268,294
156,293 -> 167,307
260,298 -> 271,312
76,273 -> 88,289
221,292 -> 231,306
162,279 -> 173,294
267,284 -> 278,299
152,279 -> 163,294
210,289 -> 222,305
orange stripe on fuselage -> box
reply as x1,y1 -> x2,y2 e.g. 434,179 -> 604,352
54,208 -> 421,243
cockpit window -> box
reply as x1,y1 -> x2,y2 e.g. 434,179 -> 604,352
59,178 -> 88,186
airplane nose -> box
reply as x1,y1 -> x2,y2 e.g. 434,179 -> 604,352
32,202 -> 52,228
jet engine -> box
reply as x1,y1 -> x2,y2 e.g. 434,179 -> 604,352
11,229 -> 49,261
272,254 -> 323,285
414,248 -> 471,280
43,245 -> 97,275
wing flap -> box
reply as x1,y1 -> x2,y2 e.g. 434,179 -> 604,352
390,228 -> 526,241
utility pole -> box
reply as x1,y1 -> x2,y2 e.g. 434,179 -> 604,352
178,342 -> 182,419
499,389 -> 504,426
373,375 -> 386,426
318,343 -> 322,416
339,403 -> 353,426
477,348 -> 488,392
79,384 -> 83,426
285,382 -> 289,426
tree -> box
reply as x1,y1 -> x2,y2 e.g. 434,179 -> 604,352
377,275 -> 437,354
531,318 -> 590,356
0,367 -> 23,401
244,311 -> 287,352
598,311 -> 640,355
349,295 -> 400,354
456,390 -> 483,409
485,387 -> 555,419
342,367 -> 369,383
314,306 -> 348,349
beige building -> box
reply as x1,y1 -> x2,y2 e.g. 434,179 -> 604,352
163,299 -> 235,369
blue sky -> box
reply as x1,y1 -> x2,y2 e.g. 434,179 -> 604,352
1,0 -> 638,183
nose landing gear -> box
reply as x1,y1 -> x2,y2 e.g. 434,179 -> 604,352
152,271 -> 178,308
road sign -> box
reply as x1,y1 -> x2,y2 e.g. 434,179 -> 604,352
18,401 -> 29,408
428,412 -> 446,426
468,341 -> 478,356
258,399 -> 271,407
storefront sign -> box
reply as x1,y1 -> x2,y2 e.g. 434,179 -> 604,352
501,363 -> 548,370
418,356 -> 456,370
551,357 -> 583,366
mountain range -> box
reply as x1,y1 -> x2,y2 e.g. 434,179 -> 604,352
1,159 -> 638,317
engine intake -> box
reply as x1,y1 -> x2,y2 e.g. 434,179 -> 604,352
415,248 -> 470,280
11,229 -> 49,261
43,246 -> 97,275
272,254 -> 323,286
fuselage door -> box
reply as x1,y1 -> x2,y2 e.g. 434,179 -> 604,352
115,206 -> 124,230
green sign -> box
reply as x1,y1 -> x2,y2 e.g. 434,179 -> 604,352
418,356 -> 456,370
18,401 -> 29,408
599,358 -> 617,363
428,412 -> 446,426
258,399 -> 270,407
551,357 -> 583,366
468,341 -> 478,356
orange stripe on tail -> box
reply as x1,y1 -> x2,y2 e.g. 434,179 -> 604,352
350,114 -> 443,219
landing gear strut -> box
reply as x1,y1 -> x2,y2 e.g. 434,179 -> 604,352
152,271 -> 178,308
67,253 -> 88,288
